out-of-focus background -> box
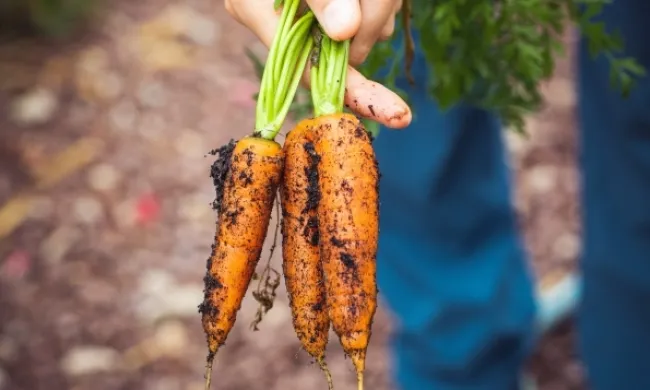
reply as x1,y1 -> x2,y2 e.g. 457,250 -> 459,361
0,1 -> 583,389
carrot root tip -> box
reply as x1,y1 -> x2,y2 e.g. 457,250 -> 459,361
317,357 -> 334,390
204,356 -> 215,390
357,372 -> 364,390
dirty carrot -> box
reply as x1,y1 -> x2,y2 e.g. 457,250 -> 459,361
200,136 -> 283,377
198,1 -> 314,389
310,27 -> 379,390
280,119 -> 333,389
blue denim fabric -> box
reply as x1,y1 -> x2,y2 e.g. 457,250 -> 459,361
577,1 -> 650,389
373,0 -> 650,388
373,35 -> 536,390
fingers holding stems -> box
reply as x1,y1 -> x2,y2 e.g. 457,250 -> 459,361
225,0 -> 411,129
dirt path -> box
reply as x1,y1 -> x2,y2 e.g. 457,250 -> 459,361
0,2 -> 583,390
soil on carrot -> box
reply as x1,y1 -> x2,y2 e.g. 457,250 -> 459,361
303,141 -> 321,212
209,140 -> 237,213
199,139 -> 237,329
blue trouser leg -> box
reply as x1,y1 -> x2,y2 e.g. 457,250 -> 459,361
373,50 -> 537,389
577,1 -> 650,388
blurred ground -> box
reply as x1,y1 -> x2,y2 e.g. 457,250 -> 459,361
0,2 -> 583,390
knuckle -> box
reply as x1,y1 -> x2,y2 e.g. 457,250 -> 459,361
350,48 -> 370,66
224,0 -> 236,17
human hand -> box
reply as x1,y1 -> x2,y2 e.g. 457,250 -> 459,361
225,0 -> 412,129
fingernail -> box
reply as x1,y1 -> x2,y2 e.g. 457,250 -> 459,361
322,0 -> 359,40
389,105 -> 412,128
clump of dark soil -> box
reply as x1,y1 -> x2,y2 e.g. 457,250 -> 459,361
209,140 -> 236,212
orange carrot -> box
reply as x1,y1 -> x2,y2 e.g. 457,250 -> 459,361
280,119 -> 333,388
313,114 -> 379,390
199,136 -> 283,388
309,28 -> 380,390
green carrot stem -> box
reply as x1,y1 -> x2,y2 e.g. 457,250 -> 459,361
255,0 -> 315,140
273,12 -> 315,112
311,30 -> 349,117
273,0 -> 301,81
269,38 -> 314,135
335,40 -> 350,111
256,0 -> 289,125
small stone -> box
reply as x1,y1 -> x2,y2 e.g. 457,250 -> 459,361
162,285 -> 204,314
174,130 -> 206,158
552,233 -> 581,260
87,163 -> 122,192
134,271 -> 203,323
153,321 -> 189,356
72,196 -> 104,225
109,101 -> 138,133
526,165 -> 556,194
137,81 -> 167,108
39,226 -> 82,266
61,346 -> 120,376
139,269 -> 175,295
184,15 -> 218,46
10,88 -> 58,126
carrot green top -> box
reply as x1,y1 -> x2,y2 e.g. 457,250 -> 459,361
310,28 -> 349,117
255,0 -> 315,140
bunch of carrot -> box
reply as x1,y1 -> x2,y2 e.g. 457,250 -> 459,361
199,2 -> 379,390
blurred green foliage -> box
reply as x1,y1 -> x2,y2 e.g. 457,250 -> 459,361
361,0 -> 646,133
0,0 -> 100,38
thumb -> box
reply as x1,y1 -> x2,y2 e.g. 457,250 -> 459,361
306,0 -> 361,41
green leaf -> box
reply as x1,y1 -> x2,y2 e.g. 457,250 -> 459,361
352,0 -> 647,134
618,57 -> 647,77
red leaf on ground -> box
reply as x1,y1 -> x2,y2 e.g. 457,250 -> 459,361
1,249 -> 32,280
135,193 -> 161,225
